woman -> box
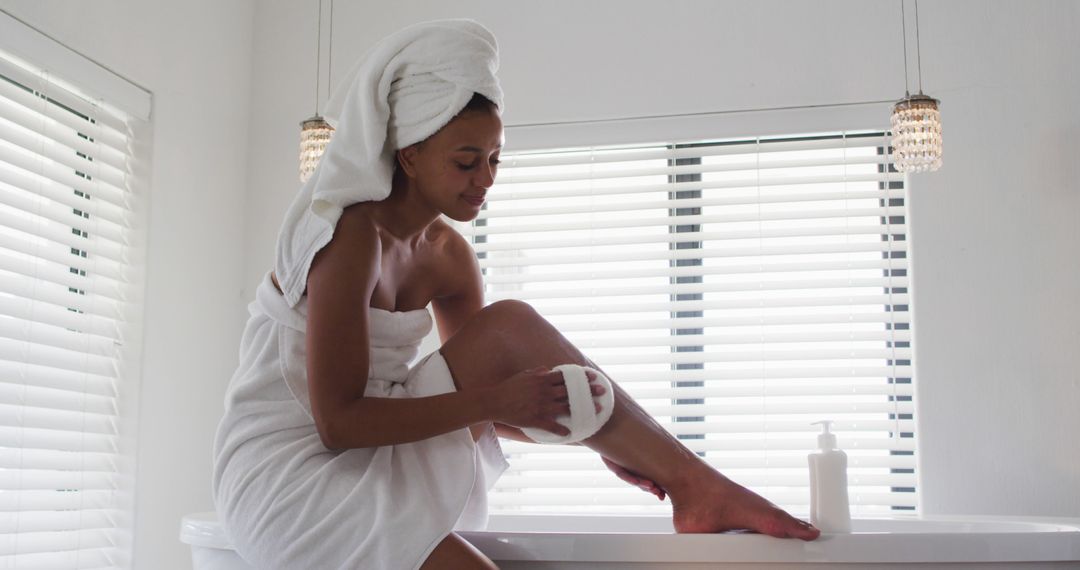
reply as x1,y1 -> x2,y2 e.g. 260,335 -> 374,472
213,19 -> 819,570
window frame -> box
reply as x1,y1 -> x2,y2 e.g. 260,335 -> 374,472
476,103 -> 916,519
1,10 -> 152,568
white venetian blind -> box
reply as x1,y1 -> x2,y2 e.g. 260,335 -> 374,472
471,129 -> 916,517
0,13 -> 150,570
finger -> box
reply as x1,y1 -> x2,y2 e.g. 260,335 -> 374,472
585,370 -> 598,382
590,383 -> 606,396
594,401 -> 601,413
550,423 -> 571,437
546,371 -> 565,384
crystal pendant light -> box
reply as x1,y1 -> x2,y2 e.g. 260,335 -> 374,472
299,0 -> 335,183
299,116 -> 333,183
891,0 -> 942,173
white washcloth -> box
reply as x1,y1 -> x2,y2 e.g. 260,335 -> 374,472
274,18 -> 503,307
522,365 -> 616,444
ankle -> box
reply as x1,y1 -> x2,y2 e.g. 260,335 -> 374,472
663,455 -> 722,501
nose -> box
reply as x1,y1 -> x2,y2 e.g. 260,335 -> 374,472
475,161 -> 496,189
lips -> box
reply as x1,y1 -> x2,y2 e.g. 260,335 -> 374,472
462,193 -> 486,206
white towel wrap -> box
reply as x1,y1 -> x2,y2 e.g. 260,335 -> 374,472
521,364 -> 616,444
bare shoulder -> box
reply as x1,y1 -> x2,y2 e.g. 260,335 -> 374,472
307,203 -> 382,292
336,202 -> 381,243
425,218 -> 482,297
427,218 -> 485,336
426,217 -> 476,262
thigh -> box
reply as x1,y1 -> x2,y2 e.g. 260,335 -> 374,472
420,532 -> 498,570
439,299 -> 550,393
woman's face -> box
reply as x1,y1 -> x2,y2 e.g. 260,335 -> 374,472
398,106 -> 504,222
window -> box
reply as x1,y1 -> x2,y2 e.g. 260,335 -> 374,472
465,120 -> 915,517
1,13 -> 151,568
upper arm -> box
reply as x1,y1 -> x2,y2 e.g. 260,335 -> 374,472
304,206 -> 380,447
431,227 -> 485,343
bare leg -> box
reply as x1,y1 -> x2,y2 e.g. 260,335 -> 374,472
439,300 -> 819,540
420,532 -> 498,570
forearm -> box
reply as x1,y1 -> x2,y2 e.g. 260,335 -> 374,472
494,423 -> 541,443
321,390 -> 493,450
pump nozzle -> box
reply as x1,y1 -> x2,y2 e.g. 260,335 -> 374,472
811,420 -> 838,450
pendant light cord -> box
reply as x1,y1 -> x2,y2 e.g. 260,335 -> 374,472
315,0 -> 323,116
915,0 -> 923,94
327,0 -> 334,102
901,0 -> 910,97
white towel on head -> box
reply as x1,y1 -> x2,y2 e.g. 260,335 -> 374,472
274,18 -> 503,307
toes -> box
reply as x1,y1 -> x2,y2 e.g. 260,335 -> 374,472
794,520 -> 821,541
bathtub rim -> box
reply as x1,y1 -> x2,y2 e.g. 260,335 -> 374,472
459,514 -> 1080,564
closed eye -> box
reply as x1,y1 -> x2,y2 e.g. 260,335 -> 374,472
456,158 -> 502,171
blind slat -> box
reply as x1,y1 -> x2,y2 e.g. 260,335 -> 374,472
486,277 -> 909,298
504,454 -> 916,472
525,295 -> 911,316
481,188 -> 904,221
0,509 -> 116,533
488,491 -> 917,508
0,271 -> 123,322
504,136 -> 892,168
0,252 -> 126,303
479,241 -> 908,269
0,447 -> 115,472
0,426 -> 117,454
466,206 -> 906,236
0,152 -> 130,214
496,156 -> 891,186
476,223 -> 907,254
0,469 -> 115,492
594,366 -> 913,383
545,312 -> 910,330
0,113 -> 129,190
0,550 -> 116,570
498,471 -> 914,489
0,365 -> 116,399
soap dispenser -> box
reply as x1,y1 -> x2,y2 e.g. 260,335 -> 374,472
808,420 -> 851,533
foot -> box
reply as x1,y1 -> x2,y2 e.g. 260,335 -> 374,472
670,469 -> 821,541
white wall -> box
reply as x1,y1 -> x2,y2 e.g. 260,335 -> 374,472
243,0 -> 1080,518
0,1 -> 255,569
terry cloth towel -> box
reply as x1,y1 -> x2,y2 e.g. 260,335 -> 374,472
521,365 -> 615,444
274,18 -> 503,308
212,273 -> 509,569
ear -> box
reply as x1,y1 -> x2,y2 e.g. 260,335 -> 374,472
396,144 -> 421,178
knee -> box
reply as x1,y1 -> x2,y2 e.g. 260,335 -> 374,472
480,299 -> 541,325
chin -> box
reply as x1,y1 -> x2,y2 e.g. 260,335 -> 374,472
443,209 -> 480,223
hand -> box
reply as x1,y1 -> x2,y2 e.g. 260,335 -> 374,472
488,366 -> 608,438
487,366 -> 571,436
602,456 -> 666,501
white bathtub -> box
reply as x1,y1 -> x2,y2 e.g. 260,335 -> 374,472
458,514 -> 1080,569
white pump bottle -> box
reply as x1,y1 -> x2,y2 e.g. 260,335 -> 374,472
808,420 -> 851,533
